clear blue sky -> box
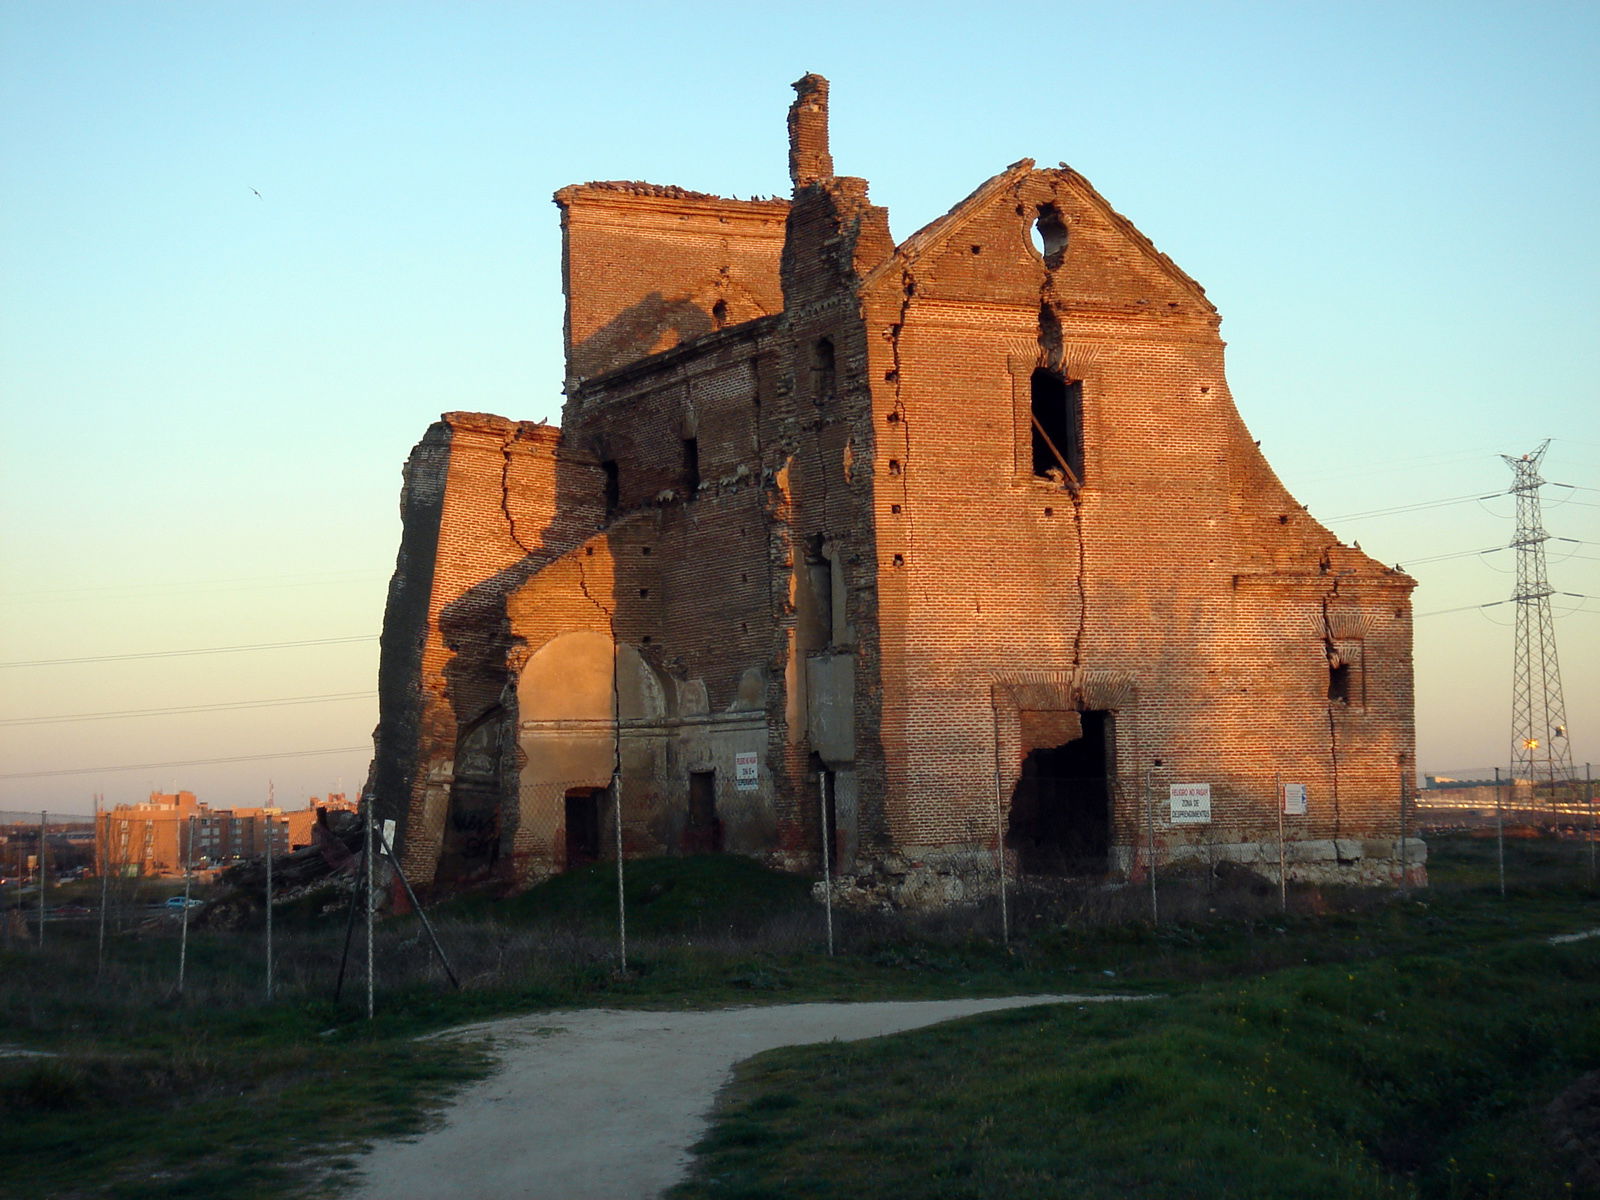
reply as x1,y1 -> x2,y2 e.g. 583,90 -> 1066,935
3,0 -> 1597,816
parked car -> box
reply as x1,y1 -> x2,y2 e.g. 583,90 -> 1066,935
164,896 -> 203,910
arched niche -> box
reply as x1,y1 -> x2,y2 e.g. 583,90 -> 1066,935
517,630 -> 668,724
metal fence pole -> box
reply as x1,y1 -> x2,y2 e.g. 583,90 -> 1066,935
1495,766 -> 1506,898
989,699 -> 1010,944
1398,758 -> 1409,896
819,771 -> 834,957
37,810 -> 47,949
1276,773 -> 1286,913
365,799 -> 374,1021
1145,766 -> 1159,925
1588,762 -> 1595,886
265,817 -> 275,1002
96,798 -> 109,977
613,773 -> 627,975
178,816 -> 193,996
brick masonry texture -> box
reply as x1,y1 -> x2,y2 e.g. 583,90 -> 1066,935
367,74 -> 1419,898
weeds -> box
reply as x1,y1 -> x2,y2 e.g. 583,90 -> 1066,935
1,835 -> 1596,1198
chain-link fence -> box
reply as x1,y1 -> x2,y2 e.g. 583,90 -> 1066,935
7,762 -> 1597,1010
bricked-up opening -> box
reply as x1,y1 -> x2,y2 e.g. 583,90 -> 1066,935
1032,203 -> 1068,267
813,337 -> 836,402
564,787 -> 603,867
684,770 -> 722,853
1006,711 -> 1113,875
601,459 -> 620,518
682,437 -> 700,496
1031,369 -> 1083,483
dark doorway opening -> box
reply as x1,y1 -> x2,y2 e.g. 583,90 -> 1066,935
1006,710 -> 1112,875
564,787 -> 603,867
684,771 -> 722,853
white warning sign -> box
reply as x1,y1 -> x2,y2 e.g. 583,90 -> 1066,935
1282,783 -> 1307,816
734,751 -> 759,792
1169,783 -> 1212,824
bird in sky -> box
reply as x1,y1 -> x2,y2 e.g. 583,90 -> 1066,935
250,187 -> 262,199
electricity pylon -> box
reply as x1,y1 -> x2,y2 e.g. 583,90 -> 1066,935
1503,440 -> 1575,787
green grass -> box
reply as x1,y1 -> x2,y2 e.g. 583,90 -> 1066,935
670,941 -> 1600,1199
1,834 -> 1596,1199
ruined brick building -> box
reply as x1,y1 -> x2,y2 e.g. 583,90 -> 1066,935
369,75 -> 1420,901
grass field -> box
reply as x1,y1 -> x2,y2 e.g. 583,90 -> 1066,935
1,834 -> 1596,1198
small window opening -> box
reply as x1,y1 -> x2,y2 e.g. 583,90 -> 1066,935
1328,659 -> 1351,704
813,337 -> 836,402
711,299 -> 729,329
1030,369 -> 1083,484
682,437 -> 700,495
1032,203 -> 1068,266
601,460 -> 620,517
888,458 -> 902,475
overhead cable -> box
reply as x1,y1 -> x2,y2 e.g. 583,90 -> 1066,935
0,635 -> 378,670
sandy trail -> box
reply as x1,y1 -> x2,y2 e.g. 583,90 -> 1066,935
348,993 -> 1140,1200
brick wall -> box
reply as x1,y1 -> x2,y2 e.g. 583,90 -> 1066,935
372,74 -> 1418,895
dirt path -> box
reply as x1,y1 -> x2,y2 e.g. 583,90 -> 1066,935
347,993 -> 1143,1200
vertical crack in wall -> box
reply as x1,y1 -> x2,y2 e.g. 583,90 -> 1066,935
1321,589 -> 1343,842
1037,279 -> 1087,670
1070,494 -> 1087,668
500,434 -> 539,557
575,545 -> 624,806
889,272 -> 915,566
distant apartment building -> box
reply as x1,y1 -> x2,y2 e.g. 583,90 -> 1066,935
96,791 -> 359,876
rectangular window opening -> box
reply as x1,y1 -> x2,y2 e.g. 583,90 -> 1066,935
682,437 -> 700,497
1030,369 -> 1083,485
601,460 -> 620,518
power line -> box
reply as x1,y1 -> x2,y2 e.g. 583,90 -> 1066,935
0,746 -> 371,781
0,634 -> 378,670
0,691 -> 375,728
1327,490 -> 1508,522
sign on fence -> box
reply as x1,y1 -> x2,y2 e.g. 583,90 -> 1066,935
1169,783 -> 1211,824
734,751 -> 759,792
1282,783 -> 1307,816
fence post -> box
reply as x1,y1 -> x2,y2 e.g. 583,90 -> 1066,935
1398,757 -> 1409,896
37,810 -> 47,949
1495,766 -> 1506,898
96,798 -> 109,976
265,816 -> 275,1002
177,816 -> 193,995
1145,765 -> 1159,925
365,798 -> 375,1021
1588,762 -> 1595,886
613,773 -> 628,975
819,770 -> 834,957
1276,773 -> 1286,914
989,698 -> 1010,944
